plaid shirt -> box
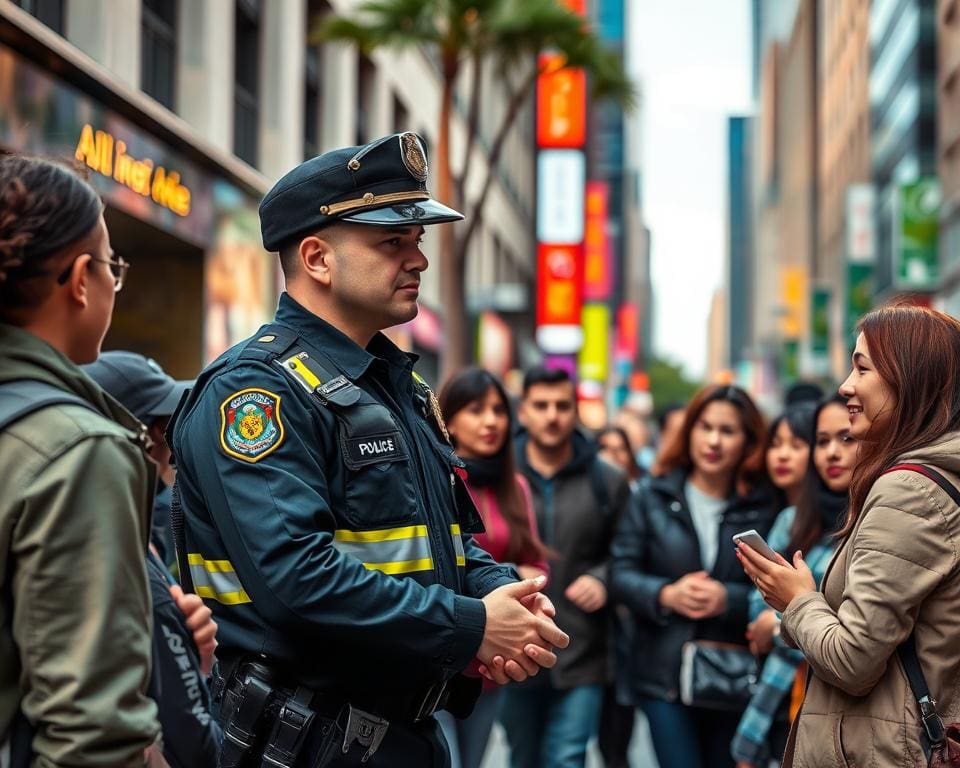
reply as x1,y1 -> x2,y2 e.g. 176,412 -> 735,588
730,507 -> 837,764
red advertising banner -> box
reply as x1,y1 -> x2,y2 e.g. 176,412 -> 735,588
537,53 -> 586,148
558,0 -> 586,14
536,243 -> 584,326
583,182 -> 611,300
616,302 -> 639,360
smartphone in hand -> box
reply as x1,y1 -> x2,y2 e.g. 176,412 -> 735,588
732,529 -> 780,562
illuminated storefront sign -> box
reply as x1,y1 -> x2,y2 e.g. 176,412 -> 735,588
537,53 -> 586,148
583,182 -> 611,300
75,124 -> 192,216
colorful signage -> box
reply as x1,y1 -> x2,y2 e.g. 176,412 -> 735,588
536,53 -> 586,149
75,124 -> 192,216
894,178 -> 941,289
846,185 -> 876,265
536,243 -> 584,354
536,150 -> 586,243
615,302 -> 639,361
811,286 -> 831,364
779,265 -> 807,339
583,182 -> 612,300
578,303 -> 610,381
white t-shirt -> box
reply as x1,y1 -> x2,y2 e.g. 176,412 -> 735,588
684,479 -> 728,572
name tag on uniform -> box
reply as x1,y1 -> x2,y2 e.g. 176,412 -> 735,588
345,432 -> 406,467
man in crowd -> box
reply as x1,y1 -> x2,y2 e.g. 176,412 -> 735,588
503,367 -> 631,768
169,133 -> 568,767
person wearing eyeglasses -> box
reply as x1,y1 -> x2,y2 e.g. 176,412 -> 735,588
0,154 -> 164,766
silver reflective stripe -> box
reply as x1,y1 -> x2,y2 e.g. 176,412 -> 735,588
333,524 -> 434,575
451,523 -> 466,567
187,553 -> 252,604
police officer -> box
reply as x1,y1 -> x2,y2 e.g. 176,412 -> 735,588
169,132 -> 568,768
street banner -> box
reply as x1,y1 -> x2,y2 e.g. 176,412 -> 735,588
537,53 -> 586,148
536,243 -> 584,354
893,178 -> 941,289
536,150 -> 585,243
578,303 -> 610,382
583,182 -> 612,300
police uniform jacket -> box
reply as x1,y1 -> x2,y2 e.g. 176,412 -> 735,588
170,293 -> 516,711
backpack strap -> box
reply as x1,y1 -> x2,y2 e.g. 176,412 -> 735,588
882,462 -> 955,747
0,379 -> 96,432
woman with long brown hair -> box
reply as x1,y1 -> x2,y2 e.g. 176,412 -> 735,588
437,367 -> 549,768
738,304 -> 960,767
610,384 -> 775,768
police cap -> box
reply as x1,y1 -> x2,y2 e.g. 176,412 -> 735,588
259,132 -> 464,252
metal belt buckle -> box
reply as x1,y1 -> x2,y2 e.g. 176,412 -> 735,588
341,704 -> 389,764
413,680 -> 448,723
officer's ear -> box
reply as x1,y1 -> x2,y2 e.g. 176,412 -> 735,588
299,234 -> 335,287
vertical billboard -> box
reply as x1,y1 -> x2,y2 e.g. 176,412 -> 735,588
893,178 -> 941,290
583,182 -> 612,301
846,185 -> 876,346
536,54 -> 587,148
535,243 -> 584,353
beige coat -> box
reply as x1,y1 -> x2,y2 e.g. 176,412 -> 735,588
781,433 -> 960,767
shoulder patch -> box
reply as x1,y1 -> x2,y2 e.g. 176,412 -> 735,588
219,388 -> 285,463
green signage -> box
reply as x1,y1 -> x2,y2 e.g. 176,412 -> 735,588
811,287 -> 830,357
846,263 -> 874,348
895,179 -> 941,289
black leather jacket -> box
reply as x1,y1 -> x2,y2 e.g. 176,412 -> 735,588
609,469 -> 777,703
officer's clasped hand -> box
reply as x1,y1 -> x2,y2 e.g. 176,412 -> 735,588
477,576 -> 569,685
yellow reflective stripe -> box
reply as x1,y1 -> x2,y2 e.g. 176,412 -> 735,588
196,585 -> 253,605
363,557 -> 435,575
280,353 -> 322,392
334,525 -> 428,543
187,553 -> 252,605
451,523 -> 466,567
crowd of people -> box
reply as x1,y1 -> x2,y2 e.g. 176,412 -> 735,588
2,144 -> 959,768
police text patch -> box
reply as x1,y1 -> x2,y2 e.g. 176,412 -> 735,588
220,388 -> 285,463
345,432 -> 405,467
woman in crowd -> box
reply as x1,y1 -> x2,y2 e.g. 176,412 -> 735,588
731,395 -> 858,767
0,154 -> 161,764
597,425 -> 644,490
764,404 -> 815,511
738,305 -> 960,766
610,384 -> 775,768
437,367 -> 550,768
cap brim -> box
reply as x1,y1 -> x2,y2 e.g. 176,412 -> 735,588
340,199 -> 464,226
148,380 -> 193,419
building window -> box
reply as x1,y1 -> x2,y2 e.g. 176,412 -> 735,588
141,0 -> 177,110
12,0 -> 64,34
393,93 -> 409,134
234,0 -> 261,166
304,43 -> 322,159
356,54 -> 375,145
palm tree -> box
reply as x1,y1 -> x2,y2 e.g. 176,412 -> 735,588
317,0 -> 635,381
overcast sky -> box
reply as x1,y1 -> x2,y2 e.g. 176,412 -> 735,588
627,0 -> 753,379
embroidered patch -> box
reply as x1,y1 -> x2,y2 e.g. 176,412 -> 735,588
344,432 -> 406,467
220,388 -> 284,463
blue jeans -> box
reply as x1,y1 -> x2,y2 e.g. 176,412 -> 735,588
436,688 -> 503,768
500,679 -> 603,768
640,697 -> 739,768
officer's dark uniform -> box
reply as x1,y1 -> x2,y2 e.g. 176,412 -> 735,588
168,133 -> 517,767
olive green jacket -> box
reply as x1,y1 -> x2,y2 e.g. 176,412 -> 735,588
0,325 -> 159,766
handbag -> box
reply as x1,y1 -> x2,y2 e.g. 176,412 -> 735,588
884,464 -> 960,767
679,640 -> 758,712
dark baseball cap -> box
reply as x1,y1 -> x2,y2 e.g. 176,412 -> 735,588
259,131 -> 463,252
82,351 -> 192,423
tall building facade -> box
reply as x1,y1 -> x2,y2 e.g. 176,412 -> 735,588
937,0 -> 960,314
726,115 -> 753,372
869,0 -> 939,295
819,0 -> 872,377
1,0 -> 536,383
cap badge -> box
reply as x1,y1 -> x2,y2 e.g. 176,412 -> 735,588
400,133 -> 428,182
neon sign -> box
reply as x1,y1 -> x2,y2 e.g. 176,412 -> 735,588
75,123 -> 192,217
